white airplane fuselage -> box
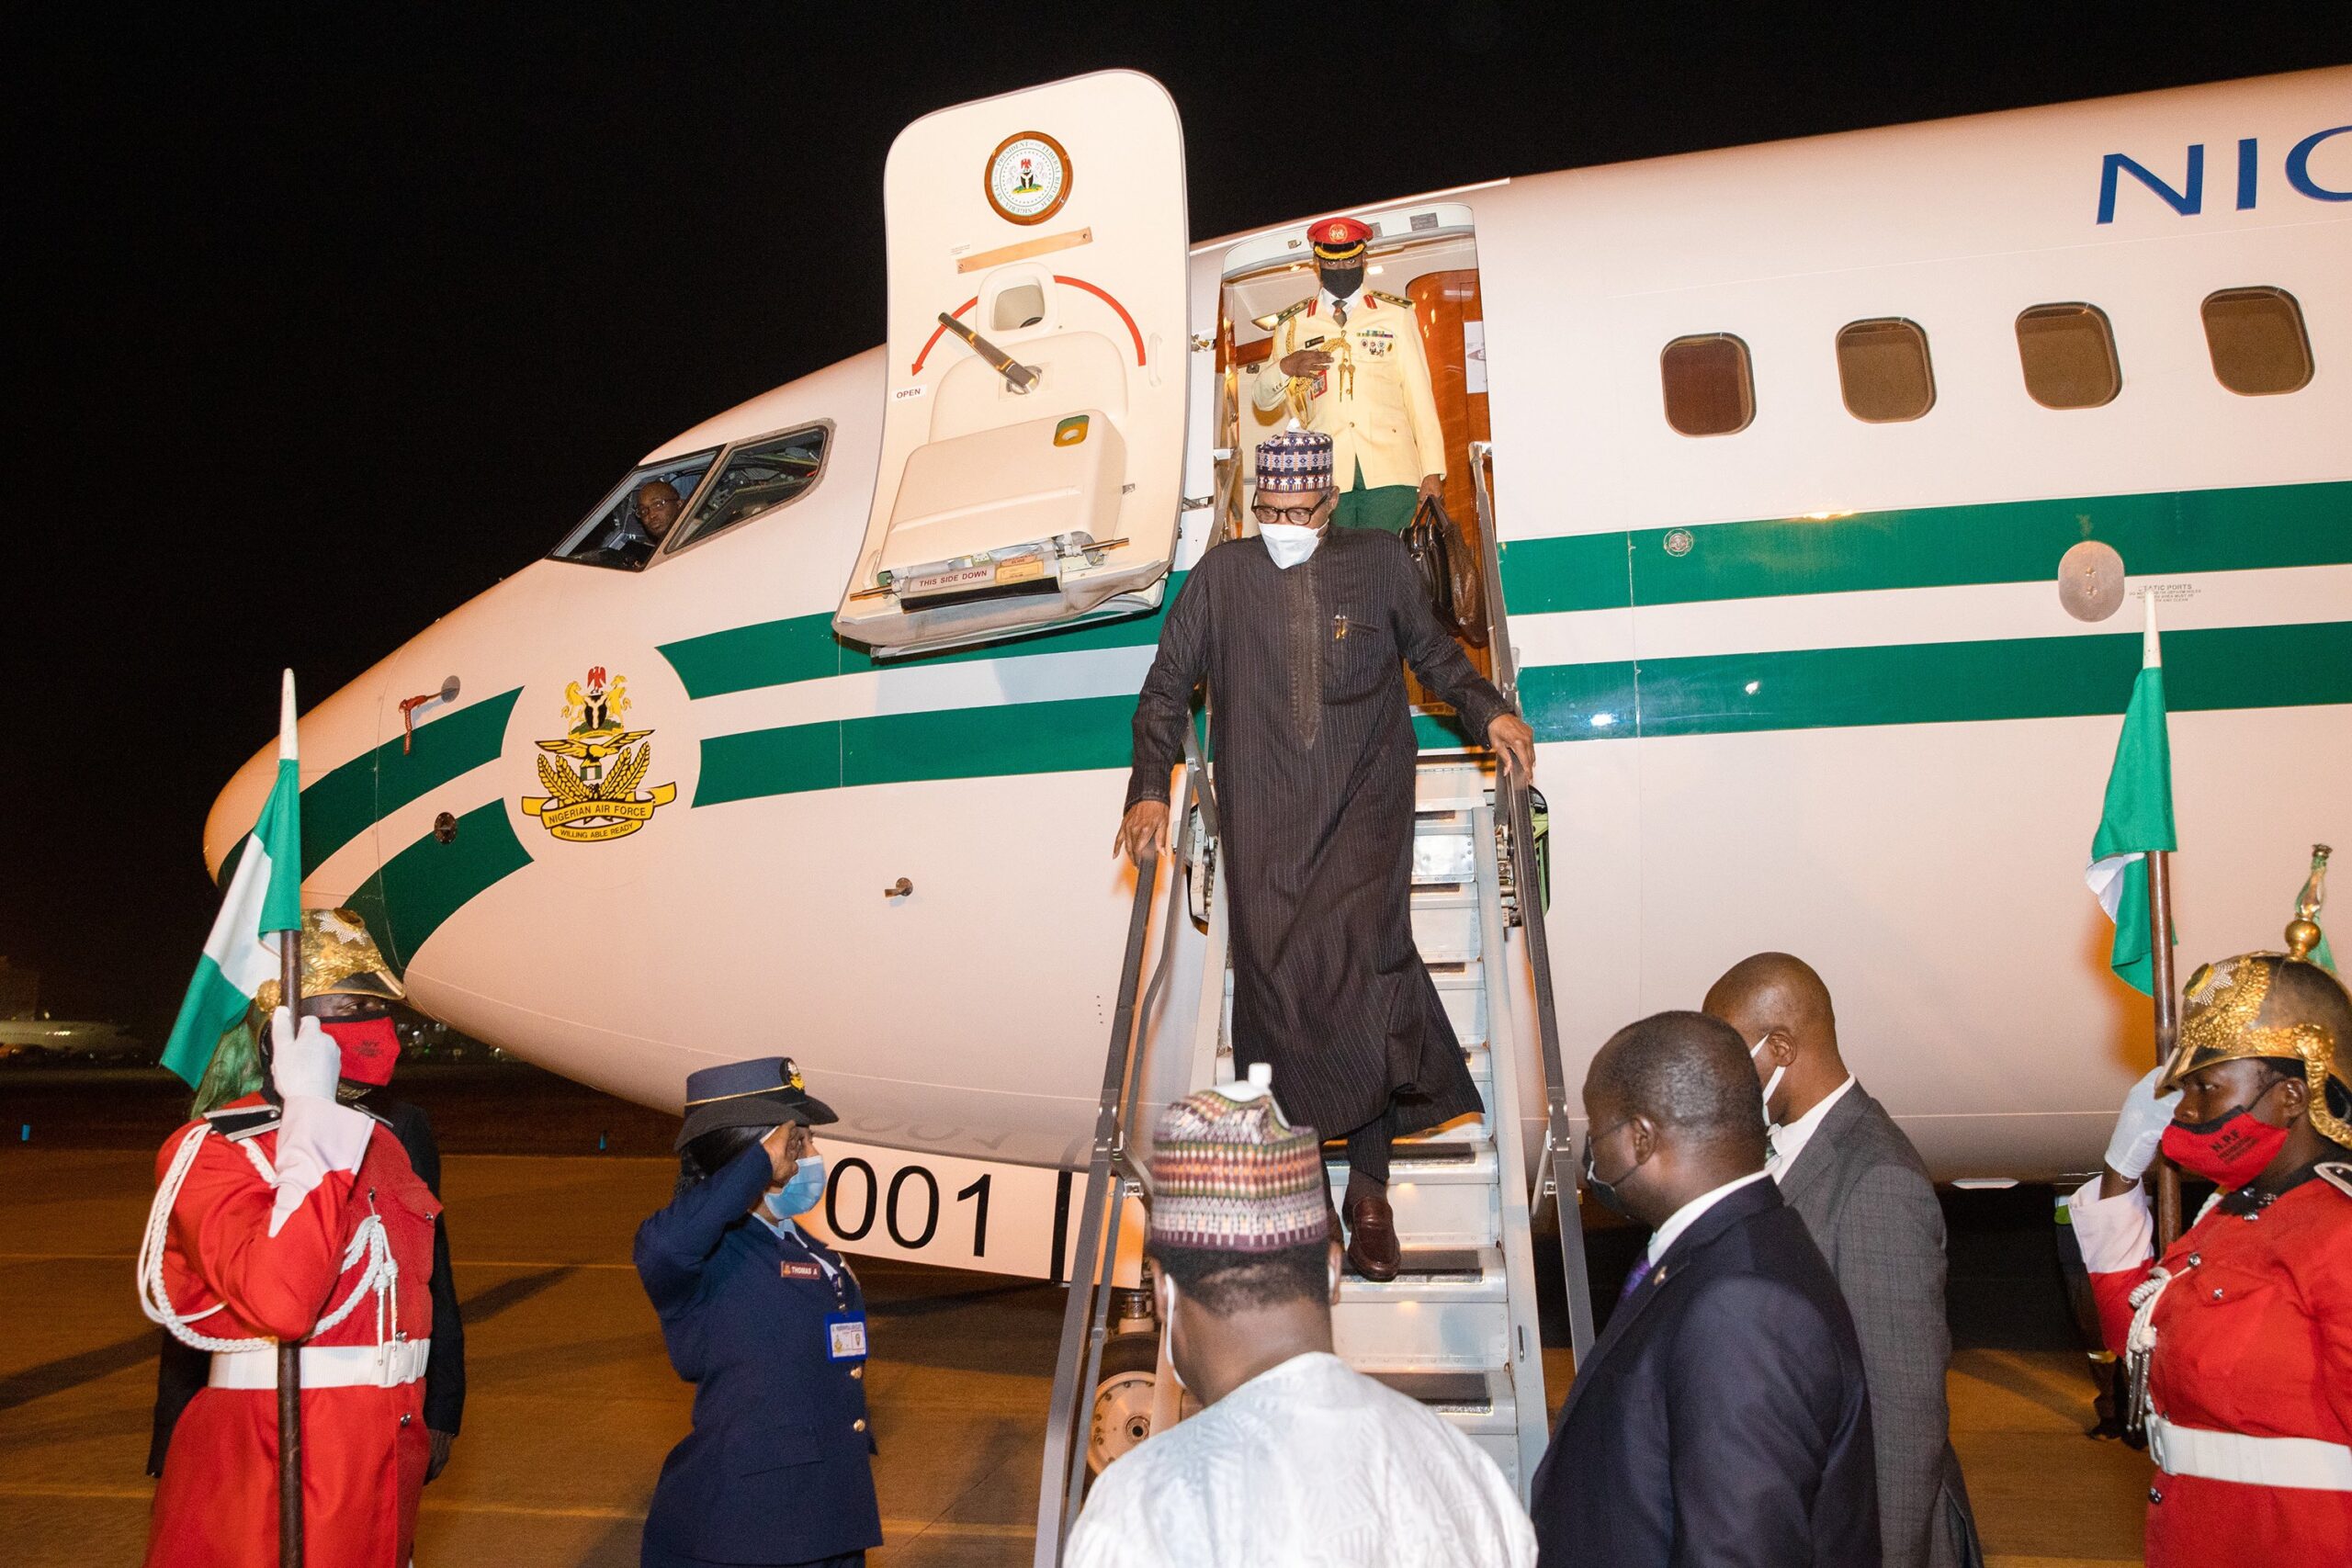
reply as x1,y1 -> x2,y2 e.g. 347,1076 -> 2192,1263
206,68 -> 2351,1269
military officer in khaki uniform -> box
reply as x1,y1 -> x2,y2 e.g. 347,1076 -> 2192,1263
1249,217 -> 1447,536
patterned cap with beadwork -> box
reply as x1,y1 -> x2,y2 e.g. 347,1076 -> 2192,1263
1255,428 -> 1334,494
1148,1068 -> 1329,1253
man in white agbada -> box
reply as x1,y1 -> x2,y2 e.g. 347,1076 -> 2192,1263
1065,1073 -> 1533,1568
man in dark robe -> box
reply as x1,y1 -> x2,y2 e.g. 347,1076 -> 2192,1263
1117,428 -> 1534,1280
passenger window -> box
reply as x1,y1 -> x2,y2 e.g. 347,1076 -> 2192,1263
551,452 -> 718,570
1660,333 -> 1755,436
1836,319 -> 1936,423
670,426 -> 831,552
2201,287 -> 2313,396
2016,304 -> 2121,409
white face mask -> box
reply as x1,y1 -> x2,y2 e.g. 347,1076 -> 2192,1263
1752,1032 -> 1788,1126
1259,522 -> 1322,570
1158,1278 -> 1187,1393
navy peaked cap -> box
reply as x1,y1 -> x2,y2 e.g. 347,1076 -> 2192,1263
674,1055 -> 838,1149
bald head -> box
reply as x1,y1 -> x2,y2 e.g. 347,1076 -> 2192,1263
1704,952 -> 1847,1125
1582,1010 -> 1769,1224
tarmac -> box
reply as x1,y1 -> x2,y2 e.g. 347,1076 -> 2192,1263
0,1065 -> 2155,1566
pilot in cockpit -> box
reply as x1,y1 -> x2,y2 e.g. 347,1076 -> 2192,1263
576,479 -> 685,569
617,479 -> 684,554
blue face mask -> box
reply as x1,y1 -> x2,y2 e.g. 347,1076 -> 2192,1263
763,1155 -> 825,1222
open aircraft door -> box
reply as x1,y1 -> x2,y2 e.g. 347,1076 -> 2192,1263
832,71 -> 1189,658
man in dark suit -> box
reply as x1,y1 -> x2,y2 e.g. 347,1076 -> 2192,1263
1530,1010 -> 1877,1568
1707,953 -> 1982,1568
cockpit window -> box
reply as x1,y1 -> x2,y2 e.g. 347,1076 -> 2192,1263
669,425 -> 831,552
550,449 -> 718,570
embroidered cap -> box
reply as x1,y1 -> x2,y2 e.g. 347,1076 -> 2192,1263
1148,1067 -> 1329,1253
675,1055 -> 838,1150
1255,428 -> 1334,495
1307,216 -> 1372,263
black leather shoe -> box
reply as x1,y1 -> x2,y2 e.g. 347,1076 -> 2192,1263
1344,1191 -> 1401,1281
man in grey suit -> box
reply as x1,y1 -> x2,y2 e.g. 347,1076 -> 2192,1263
1706,953 -> 1984,1568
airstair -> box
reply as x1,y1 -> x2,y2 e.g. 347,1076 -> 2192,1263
1035,446 -> 1594,1564
1316,759 -> 1551,1481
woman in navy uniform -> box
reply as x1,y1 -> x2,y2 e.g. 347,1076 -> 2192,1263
635,1057 -> 881,1568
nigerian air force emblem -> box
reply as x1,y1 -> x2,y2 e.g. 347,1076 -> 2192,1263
519,665 -> 677,842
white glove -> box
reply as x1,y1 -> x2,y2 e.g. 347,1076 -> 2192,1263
270,1008 -> 342,1101
2103,1065 -> 2181,1180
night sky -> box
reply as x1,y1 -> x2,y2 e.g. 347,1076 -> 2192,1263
14,3 -> 2348,1037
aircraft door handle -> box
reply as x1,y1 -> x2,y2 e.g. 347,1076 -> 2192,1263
397,675 -> 463,755
883,877 -> 913,898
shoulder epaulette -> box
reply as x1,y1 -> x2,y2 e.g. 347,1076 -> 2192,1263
2317,1161 -> 2352,1200
1257,298 -> 1313,331
1370,290 -> 1415,310
205,1103 -> 282,1142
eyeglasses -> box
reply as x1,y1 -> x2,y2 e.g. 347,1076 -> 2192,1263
1252,503 -> 1323,527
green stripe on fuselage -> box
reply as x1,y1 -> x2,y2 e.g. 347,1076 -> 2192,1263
291,689 -> 523,878
345,800 -> 531,975
697,694 -> 1144,806
1498,479 -> 2352,616
658,577 -> 1186,700
1519,621 -> 2352,739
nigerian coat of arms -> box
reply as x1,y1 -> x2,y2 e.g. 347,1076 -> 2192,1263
519,665 -> 678,842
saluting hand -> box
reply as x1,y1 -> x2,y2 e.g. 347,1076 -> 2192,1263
1114,800 -> 1171,865
1487,714 -> 1535,782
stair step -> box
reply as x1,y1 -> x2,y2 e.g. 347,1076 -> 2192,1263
1363,1366 -> 1521,1466
1411,902 -> 1481,964
1328,1143 -> 1498,1248
1336,1295 -> 1510,1371
1325,1113 -> 1489,1160
1334,1244 -> 1510,1369
1412,822 -> 1477,884
1412,761 -> 1492,815
1431,962 -> 1487,1046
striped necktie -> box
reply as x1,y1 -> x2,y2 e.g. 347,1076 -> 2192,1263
1618,1254 -> 1653,1303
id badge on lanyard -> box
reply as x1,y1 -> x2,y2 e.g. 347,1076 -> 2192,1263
826,1310 -> 868,1361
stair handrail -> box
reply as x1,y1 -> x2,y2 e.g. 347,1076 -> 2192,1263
1466,440 -> 1598,1362
1034,713 -> 1217,1565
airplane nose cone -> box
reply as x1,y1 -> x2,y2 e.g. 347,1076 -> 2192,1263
200,666 -> 390,888
203,741 -> 280,882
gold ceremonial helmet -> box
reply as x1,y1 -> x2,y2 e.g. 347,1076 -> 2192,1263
254,907 -> 406,1015
2159,848 -> 2351,1147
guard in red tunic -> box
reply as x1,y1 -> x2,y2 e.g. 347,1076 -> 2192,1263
139,910 -> 438,1568
2069,882 -> 2352,1566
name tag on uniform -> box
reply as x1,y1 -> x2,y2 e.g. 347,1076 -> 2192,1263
826,1311 -> 869,1361
781,1262 -> 824,1280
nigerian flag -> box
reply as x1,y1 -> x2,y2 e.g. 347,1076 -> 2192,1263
160,672 -> 303,1085
2086,596 -> 2177,996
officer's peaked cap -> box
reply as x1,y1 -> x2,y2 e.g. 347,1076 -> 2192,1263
675,1055 -> 837,1150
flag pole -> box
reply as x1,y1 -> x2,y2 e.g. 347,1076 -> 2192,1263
274,671 -> 305,1568
2145,851 -> 2183,1249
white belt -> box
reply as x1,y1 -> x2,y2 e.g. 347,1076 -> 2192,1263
209,1338 -> 430,1391
2148,1413 -> 2352,1491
